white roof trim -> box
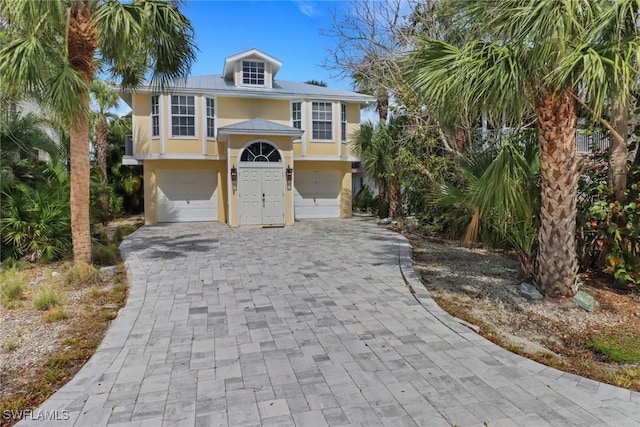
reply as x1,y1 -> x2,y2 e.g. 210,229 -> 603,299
223,48 -> 283,79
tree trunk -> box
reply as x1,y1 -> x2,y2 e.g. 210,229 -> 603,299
68,5 -> 98,264
389,176 -> 402,219
609,98 -> 628,202
377,178 -> 386,218
534,92 -> 580,297
377,95 -> 389,123
95,117 -> 110,213
96,117 -> 108,177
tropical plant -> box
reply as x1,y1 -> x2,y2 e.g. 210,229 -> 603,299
432,134 -> 540,277
0,165 -> 71,262
0,0 -> 196,263
406,0 -> 640,297
90,79 -> 119,181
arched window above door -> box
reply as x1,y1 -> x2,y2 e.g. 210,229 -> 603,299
240,141 -> 281,162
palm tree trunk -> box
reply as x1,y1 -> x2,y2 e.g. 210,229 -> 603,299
68,5 -> 98,264
70,107 -> 92,263
378,95 -> 389,123
609,98 -> 628,202
389,176 -> 402,219
377,178 -> 386,218
535,92 -> 580,297
96,117 -> 110,213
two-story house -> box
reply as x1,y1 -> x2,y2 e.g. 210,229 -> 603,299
120,49 -> 375,227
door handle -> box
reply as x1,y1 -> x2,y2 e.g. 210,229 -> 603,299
262,193 -> 265,207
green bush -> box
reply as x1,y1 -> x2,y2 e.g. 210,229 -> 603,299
353,185 -> 375,212
578,166 -> 640,286
91,244 -> 119,266
0,165 -> 71,262
32,286 -> 64,311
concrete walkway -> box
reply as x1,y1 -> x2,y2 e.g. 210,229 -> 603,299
19,218 -> 640,426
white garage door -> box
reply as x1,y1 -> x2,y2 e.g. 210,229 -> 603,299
157,169 -> 218,222
294,170 -> 342,219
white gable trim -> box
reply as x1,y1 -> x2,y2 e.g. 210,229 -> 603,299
223,48 -> 283,79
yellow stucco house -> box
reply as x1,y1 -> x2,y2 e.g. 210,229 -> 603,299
120,48 -> 375,227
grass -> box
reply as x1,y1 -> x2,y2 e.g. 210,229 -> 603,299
588,330 -> 640,364
1,269 -> 26,309
6,339 -> 17,352
32,286 -> 63,311
62,262 -> 104,289
43,307 -> 68,322
427,287 -> 640,392
0,265 -> 129,424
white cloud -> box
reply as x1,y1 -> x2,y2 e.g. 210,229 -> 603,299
294,1 -> 318,18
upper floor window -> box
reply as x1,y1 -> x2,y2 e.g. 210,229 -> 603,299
242,60 -> 265,86
341,103 -> 347,142
312,101 -> 332,140
171,95 -> 195,137
151,95 -> 160,137
292,102 -> 302,129
206,97 -> 215,138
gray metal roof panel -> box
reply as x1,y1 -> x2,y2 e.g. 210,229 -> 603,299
135,75 -> 376,103
218,118 -> 304,136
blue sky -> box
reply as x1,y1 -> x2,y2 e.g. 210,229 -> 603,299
182,0 -> 353,90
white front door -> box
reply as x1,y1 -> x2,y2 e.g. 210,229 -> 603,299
238,168 -> 285,225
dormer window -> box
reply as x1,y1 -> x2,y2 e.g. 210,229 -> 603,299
242,60 -> 265,86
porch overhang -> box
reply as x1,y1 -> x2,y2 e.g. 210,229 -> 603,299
217,118 -> 304,138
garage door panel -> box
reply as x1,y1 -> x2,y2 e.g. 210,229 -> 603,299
294,170 -> 341,219
157,169 -> 218,223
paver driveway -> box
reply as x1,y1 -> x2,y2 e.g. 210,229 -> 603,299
19,218 -> 640,426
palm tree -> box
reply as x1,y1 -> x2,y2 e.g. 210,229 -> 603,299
0,0 -> 195,263
352,121 -> 389,217
407,0 -> 639,297
90,79 -> 119,178
351,117 -> 405,218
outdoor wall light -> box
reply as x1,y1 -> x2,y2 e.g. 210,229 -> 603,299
230,165 -> 238,183
286,165 -> 293,183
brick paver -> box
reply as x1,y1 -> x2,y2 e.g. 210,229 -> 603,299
16,218 -> 640,426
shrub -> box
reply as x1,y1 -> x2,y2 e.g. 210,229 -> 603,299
1,269 -> 25,308
578,166 -> 640,286
32,286 -> 63,311
353,185 -> 375,213
0,165 -> 71,262
63,262 -> 104,288
91,244 -> 118,266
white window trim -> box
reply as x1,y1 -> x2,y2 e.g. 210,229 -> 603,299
310,100 -> 334,143
170,94 -> 197,139
340,103 -> 347,144
241,60 -> 266,87
291,100 -> 303,143
203,96 -> 216,142
150,94 -> 161,140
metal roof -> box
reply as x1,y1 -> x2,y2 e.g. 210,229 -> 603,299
124,75 -> 376,105
217,118 -> 305,137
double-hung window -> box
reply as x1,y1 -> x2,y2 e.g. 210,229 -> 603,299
151,95 -> 160,137
242,60 -> 265,86
341,103 -> 347,143
206,97 -> 215,138
312,101 -> 332,141
171,95 -> 195,137
292,102 -> 302,130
